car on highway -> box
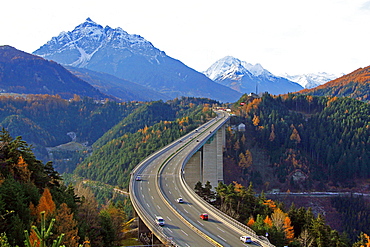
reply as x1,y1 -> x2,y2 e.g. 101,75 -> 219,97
200,213 -> 208,220
240,236 -> 252,243
155,216 -> 165,226
135,176 -> 142,181
176,197 -> 184,203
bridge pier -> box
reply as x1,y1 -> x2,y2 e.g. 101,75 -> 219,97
138,217 -> 162,246
184,125 -> 225,190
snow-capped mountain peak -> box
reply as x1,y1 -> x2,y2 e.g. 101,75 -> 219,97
34,18 -> 164,68
204,56 -> 273,81
280,72 -> 342,89
242,62 -> 271,77
204,56 -> 303,95
204,56 -> 251,81
32,18 -> 242,102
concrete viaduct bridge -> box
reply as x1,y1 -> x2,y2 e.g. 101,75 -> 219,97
129,111 -> 274,247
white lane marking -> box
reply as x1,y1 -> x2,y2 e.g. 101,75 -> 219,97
169,191 -> 172,194
167,228 -> 173,233
166,216 -> 172,221
185,244 -> 190,247
166,183 -> 168,187
181,230 -> 188,236
217,227 -> 225,233
151,196 -> 154,200
197,220 -> 204,226
217,235 -> 227,242
140,186 -> 142,191
184,209 -> 189,213
148,188 -> 150,191
146,203 -> 150,208
142,195 -> 144,198
157,205 -> 161,209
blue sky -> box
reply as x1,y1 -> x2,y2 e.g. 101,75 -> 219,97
1,0 -> 370,75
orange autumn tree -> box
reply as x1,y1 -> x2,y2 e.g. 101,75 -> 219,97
263,216 -> 273,228
34,188 -> 56,221
247,217 -> 255,227
283,216 -> 294,242
13,156 -> 31,183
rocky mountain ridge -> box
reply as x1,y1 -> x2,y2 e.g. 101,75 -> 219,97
33,18 -> 242,102
204,56 -> 303,95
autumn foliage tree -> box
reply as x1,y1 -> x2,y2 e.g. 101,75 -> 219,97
283,216 -> 294,242
54,203 -> 79,247
34,188 -> 56,221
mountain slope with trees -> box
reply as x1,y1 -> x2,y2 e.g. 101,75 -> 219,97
229,93 -> 370,190
0,46 -> 112,101
75,97 -> 218,189
223,93 -> 370,243
0,94 -> 142,173
298,66 -> 370,102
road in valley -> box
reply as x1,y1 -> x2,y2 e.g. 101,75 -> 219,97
130,111 -> 273,246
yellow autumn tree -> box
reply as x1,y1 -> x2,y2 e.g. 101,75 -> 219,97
252,115 -> 260,126
202,104 -> 210,113
290,125 -> 301,144
271,208 -> 286,230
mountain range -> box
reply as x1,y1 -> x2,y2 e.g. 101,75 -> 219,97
281,72 -> 341,89
203,56 -> 304,95
1,18 -> 367,103
33,18 -> 242,102
0,45 -> 111,100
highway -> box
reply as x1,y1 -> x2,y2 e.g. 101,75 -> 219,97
130,111 -> 274,247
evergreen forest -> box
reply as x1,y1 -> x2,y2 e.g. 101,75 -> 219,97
0,92 -> 369,246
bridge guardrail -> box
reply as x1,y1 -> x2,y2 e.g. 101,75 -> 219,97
130,111 -> 275,247
178,114 -> 275,247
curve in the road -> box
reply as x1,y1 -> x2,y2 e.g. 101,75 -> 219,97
130,111 -> 275,247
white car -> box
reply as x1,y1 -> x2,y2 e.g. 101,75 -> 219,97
240,236 -> 252,243
155,216 -> 165,226
176,197 -> 184,203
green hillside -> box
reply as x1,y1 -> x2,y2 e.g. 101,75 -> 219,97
229,93 -> 370,190
75,97 -> 217,189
